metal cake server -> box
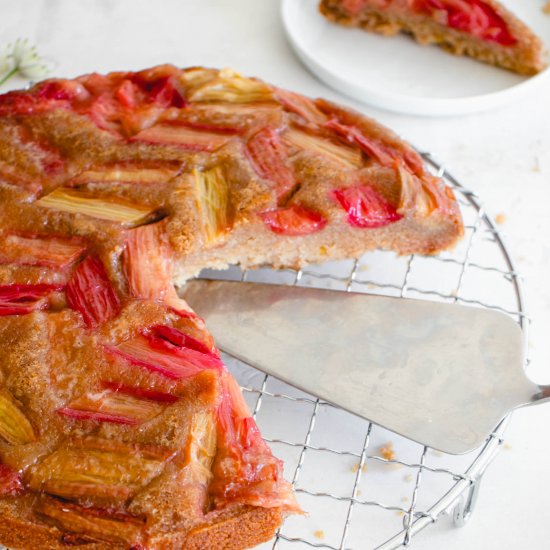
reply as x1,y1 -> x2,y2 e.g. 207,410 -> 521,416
182,280 -> 549,454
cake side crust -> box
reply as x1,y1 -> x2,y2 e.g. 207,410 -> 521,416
0,502 -> 283,550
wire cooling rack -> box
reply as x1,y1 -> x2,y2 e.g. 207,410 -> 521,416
199,153 -> 529,550
0,155 -> 526,550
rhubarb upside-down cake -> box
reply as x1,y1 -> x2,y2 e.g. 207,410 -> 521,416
0,65 -> 463,549
319,0 -> 547,75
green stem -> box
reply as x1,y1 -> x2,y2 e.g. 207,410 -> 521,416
0,66 -> 18,86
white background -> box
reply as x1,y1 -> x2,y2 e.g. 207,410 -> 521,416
1,1 -> 549,548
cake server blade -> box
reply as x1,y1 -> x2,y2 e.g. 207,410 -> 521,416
182,280 -> 548,454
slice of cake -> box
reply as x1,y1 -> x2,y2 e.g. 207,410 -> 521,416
0,65 -> 464,549
319,0 -> 547,74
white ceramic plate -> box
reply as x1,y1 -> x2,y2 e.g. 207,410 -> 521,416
281,0 -> 550,116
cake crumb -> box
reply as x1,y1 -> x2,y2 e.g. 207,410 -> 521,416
396,511 -> 405,517
357,489 -> 362,496
543,1 -> 550,14
504,443 -> 512,451
359,263 -> 369,272
404,473 -> 413,482
431,449 -> 443,457
379,442 -> 395,461
314,530 -> 325,540
401,496 -> 409,503
351,462 -> 368,473
495,213 -> 506,225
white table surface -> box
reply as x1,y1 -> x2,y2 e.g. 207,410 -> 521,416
2,1 -> 550,548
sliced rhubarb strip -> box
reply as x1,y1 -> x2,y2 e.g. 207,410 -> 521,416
340,0 -> 367,15
129,72 -> 187,109
0,91 -> 42,116
0,82 -> 85,116
0,463 -> 24,496
57,388 -> 166,426
210,371 -> 299,511
325,118 -> 395,166
85,92 -> 123,135
183,102 -> 283,133
325,118 -> 425,177
194,166 -> 234,244
123,222 -> 175,302
57,407 -> 140,425
27,136 -> 64,177
0,127 -> 63,196
37,496 -> 146,545
259,205 -> 327,236
0,160 -> 42,196
172,119 -> 241,134
0,283 -> 63,316
182,411 -> 217,486
70,70 -> 183,136
36,187 -> 157,227
146,324 -> 219,357
332,184 -> 403,228
70,162 -> 180,186
120,103 -> 166,137
0,233 -> 86,269
0,390 -> 36,445
169,306 -> 201,321
105,335 -> 223,380
186,68 -> 275,104
131,123 -> 233,151
66,255 -> 121,328
246,128 -> 296,201
283,127 -> 362,169
275,89 -> 328,125
143,76 -> 186,108
142,334 -> 224,371
413,0 -> 517,46
167,309 -> 219,355
36,79 -> 90,102
131,332 -> 222,371
70,435 -> 174,459
396,165 -> 458,217
101,381 -> 178,404
8,125 -> 65,177
114,79 -> 140,108
26,438 -> 173,502
181,67 -> 220,89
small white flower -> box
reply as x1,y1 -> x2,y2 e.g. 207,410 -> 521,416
0,54 -> 15,77
0,38 -> 50,86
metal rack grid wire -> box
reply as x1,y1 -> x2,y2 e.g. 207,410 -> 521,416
199,152 -> 529,550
